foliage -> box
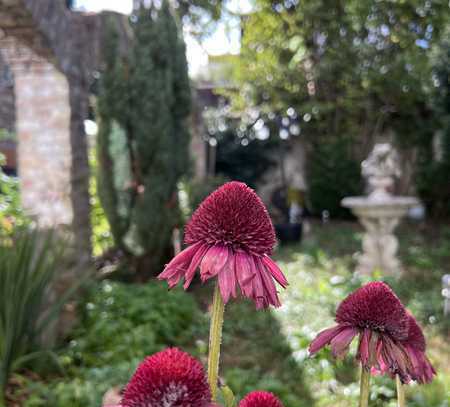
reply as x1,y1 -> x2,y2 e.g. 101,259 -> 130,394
0,230 -> 72,404
97,2 -> 191,274
202,103 -> 280,187
215,130 -> 277,188
223,301 -> 313,406
0,154 -> 29,238
308,138 -> 363,218
228,0 -> 449,216
20,278 -> 313,407
17,222 -> 450,406
416,30 -> 450,218
64,281 -> 205,368
20,280 -> 206,407
88,147 -> 113,257
0,130 -> 14,142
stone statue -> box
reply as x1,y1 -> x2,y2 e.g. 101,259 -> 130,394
362,143 -> 401,198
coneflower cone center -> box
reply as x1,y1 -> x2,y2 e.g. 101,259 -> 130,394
335,282 -> 409,341
185,182 -> 276,255
122,348 -> 211,407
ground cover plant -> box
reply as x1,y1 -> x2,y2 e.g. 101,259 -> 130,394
14,219 -> 450,406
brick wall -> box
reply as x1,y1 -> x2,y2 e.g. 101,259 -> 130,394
12,57 -> 74,226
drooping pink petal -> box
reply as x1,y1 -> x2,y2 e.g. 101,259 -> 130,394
378,335 -> 412,383
309,325 -> 346,355
357,328 -> 371,366
400,313 -> 436,384
330,327 -> 358,358
406,345 -> 421,372
250,260 -> 268,310
158,242 -> 204,287
262,256 -> 288,288
419,355 -> 436,383
235,251 -> 256,297
218,255 -> 238,303
405,345 -> 436,384
183,243 -> 209,289
200,244 -> 230,282
256,257 -> 281,307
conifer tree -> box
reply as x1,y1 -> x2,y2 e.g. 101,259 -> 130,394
97,2 -> 191,275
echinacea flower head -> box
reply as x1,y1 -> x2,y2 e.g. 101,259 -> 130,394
158,181 -> 288,309
309,282 -> 415,381
121,348 -> 211,407
400,313 -> 436,384
238,391 -> 284,407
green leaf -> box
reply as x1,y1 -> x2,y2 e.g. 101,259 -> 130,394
220,385 -> 236,407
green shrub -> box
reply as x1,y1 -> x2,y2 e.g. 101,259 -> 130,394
63,280 -> 206,370
23,281 -> 207,407
0,153 -> 29,238
308,138 -> 363,219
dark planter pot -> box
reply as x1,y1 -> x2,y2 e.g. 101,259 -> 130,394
275,223 -> 302,243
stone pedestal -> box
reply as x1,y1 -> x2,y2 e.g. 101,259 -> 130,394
359,216 -> 400,275
342,200 -> 416,275
342,143 -> 419,276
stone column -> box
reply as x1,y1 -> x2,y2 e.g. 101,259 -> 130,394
0,38 -> 89,258
16,63 -> 73,226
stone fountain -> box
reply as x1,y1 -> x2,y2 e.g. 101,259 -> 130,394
342,143 -> 420,276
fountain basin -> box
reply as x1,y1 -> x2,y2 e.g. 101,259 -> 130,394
342,196 -> 419,218
342,195 -> 420,276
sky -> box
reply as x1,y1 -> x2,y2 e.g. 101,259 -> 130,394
74,0 -> 252,76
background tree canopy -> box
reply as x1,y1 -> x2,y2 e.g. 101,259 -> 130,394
227,0 -> 450,217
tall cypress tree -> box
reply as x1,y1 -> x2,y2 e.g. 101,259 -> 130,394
97,1 -> 191,275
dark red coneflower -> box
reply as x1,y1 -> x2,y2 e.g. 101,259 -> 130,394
238,391 -> 284,407
309,281 -> 414,382
120,348 -> 212,407
158,181 -> 288,309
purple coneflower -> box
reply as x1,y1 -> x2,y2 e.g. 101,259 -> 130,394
158,181 -> 288,309
238,391 -> 284,407
158,182 -> 288,402
119,348 -> 212,407
309,281 -> 413,381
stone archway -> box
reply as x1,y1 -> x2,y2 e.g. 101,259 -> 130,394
0,0 -> 94,259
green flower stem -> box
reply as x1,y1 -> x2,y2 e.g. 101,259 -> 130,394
396,375 -> 406,407
359,366 -> 371,407
359,332 -> 378,407
207,282 -> 225,402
